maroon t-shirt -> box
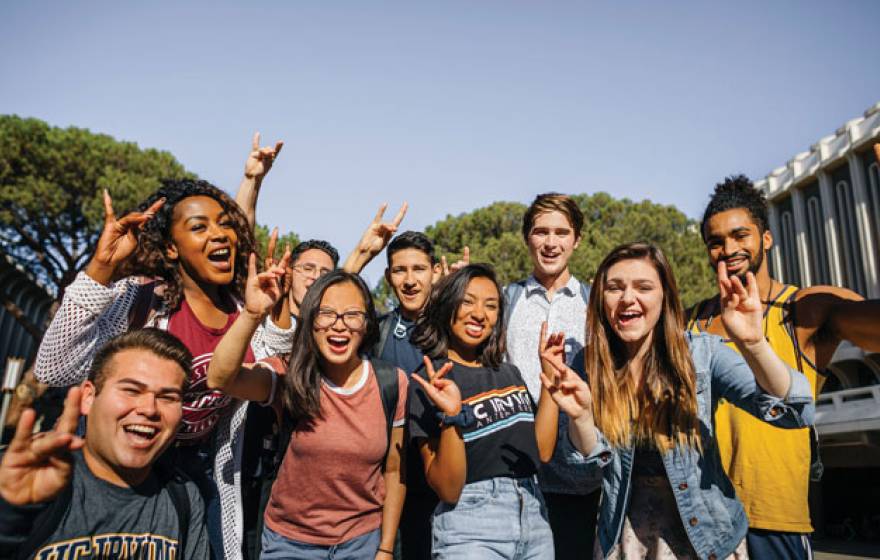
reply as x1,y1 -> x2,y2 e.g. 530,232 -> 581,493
167,299 -> 255,443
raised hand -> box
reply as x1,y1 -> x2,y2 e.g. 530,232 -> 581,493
412,357 -> 462,417
538,321 -> 566,376
264,228 -> 293,300
244,252 -> 288,317
87,190 -> 164,284
360,202 -> 408,257
540,359 -> 592,421
717,260 -> 764,347
0,387 -> 85,505
244,132 -> 283,181
440,246 -> 470,278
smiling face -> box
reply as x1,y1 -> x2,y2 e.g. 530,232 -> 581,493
602,258 -> 664,354
386,248 -> 437,320
313,281 -> 367,371
449,276 -> 500,355
165,196 -> 238,286
703,208 -> 772,281
527,210 -> 580,280
291,249 -> 336,309
81,349 -> 185,485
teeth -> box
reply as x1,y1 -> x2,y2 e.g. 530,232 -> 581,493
210,248 -> 230,257
125,425 -> 157,436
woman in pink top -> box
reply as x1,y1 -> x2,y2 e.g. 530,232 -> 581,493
208,268 -> 408,560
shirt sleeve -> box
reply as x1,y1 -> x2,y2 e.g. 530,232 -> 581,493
393,368 -> 409,427
0,494 -> 49,555
708,335 -> 815,428
35,273 -> 143,386
407,368 -> 440,443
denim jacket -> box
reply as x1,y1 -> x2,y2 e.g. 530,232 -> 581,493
568,333 -> 815,560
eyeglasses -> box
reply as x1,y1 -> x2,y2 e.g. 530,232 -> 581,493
293,263 -> 334,278
315,309 -> 367,330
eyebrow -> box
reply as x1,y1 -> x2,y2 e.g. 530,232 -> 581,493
115,378 -> 183,395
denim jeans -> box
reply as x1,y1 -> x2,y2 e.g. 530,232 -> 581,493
431,476 -> 554,559
261,526 -> 381,560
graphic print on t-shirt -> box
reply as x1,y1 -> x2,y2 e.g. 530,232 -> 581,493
463,385 -> 534,443
34,532 -> 178,560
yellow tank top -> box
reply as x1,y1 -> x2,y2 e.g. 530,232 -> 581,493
687,285 -> 821,533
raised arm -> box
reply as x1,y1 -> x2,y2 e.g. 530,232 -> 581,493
539,337 -> 598,456
412,358 -> 467,503
235,132 -> 283,227
206,254 -> 284,402
342,202 -> 408,274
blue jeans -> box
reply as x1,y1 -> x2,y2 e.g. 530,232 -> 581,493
431,476 -> 554,559
261,526 -> 381,560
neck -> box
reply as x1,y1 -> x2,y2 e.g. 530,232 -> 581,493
533,267 -> 571,297
322,355 -> 363,388
754,262 -> 777,302
399,306 -> 419,322
448,341 -> 480,367
622,332 -> 653,383
180,269 -> 226,310
83,443 -> 150,488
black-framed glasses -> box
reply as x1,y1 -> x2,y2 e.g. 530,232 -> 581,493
315,309 -> 367,330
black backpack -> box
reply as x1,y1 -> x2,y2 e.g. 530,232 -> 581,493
246,359 -> 399,558
15,463 -> 191,560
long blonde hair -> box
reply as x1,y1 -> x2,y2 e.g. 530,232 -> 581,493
586,242 -> 701,450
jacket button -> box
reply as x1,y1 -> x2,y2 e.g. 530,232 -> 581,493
599,451 -> 612,462
689,517 -> 698,527
678,482 -> 688,490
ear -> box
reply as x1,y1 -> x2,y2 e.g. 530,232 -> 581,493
762,228 -> 773,252
165,243 -> 178,261
81,380 -> 97,416
573,234 -> 581,251
432,263 -> 443,284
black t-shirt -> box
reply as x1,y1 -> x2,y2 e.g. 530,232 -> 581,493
408,359 -> 541,484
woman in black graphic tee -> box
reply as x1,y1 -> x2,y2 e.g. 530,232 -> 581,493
407,263 -> 562,559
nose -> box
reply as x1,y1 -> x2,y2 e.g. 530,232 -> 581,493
403,270 -> 416,286
136,393 -> 159,418
470,302 -> 486,320
722,237 -> 738,256
208,221 -> 229,241
620,286 -> 636,305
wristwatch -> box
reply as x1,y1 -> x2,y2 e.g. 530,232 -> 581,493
15,383 -> 37,406
436,405 -> 476,429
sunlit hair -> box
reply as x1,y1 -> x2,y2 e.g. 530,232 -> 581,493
586,242 -> 701,450
120,178 -> 256,311
521,192 -> 584,240
412,263 -> 506,368
282,270 -> 379,422
89,328 -> 192,393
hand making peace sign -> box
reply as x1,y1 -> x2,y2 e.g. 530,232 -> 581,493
244,132 -> 284,181
411,357 -> 462,417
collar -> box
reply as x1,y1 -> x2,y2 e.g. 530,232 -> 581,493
524,273 -> 579,298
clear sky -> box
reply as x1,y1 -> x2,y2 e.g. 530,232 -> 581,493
2,0 -> 878,284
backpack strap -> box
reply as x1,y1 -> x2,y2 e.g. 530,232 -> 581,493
374,312 -> 396,360
127,280 -> 160,330
578,281 -> 591,305
371,358 -> 400,464
16,482 -> 73,560
503,281 -> 526,327
153,464 -> 191,557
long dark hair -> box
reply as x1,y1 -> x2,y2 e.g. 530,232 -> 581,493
412,263 -> 506,368
586,242 -> 701,450
120,178 -> 256,311
282,270 -> 379,421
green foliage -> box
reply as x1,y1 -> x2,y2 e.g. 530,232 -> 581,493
254,224 -> 300,263
425,192 -> 715,308
0,115 -> 192,295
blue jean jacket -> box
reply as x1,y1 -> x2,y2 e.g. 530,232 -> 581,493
568,333 -> 815,560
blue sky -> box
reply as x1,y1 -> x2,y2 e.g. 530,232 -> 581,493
2,1 -> 878,284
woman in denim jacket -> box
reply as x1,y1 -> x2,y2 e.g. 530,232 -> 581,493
540,243 -> 814,560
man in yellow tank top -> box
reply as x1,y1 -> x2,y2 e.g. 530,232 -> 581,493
688,171 -> 880,560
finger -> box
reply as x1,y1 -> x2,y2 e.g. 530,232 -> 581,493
391,201 -> 408,227
143,197 -> 165,217
55,387 -> 82,436
539,321 -> 548,349
441,256 -> 449,276
103,189 -> 116,223
30,431 -> 78,459
7,408 -> 37,453
423,356 -> 436,381
372,203 -> 388,225
745,271 -> 759,301
268,228 -> 278,261
717,260 -> 732,294
279,244 -> 292,270
539,373 -> 556,391
252,131 -> 260,151
433,362 -> 454,381
411,373 -> 436,395
248,252 -> 258,280
729,274 -> 747,299
462,246 -> 470,264
274,141 -> 284,156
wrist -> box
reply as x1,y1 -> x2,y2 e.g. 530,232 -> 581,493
85,260 -> 116,286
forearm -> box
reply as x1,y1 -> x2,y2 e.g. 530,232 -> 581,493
534,385 -> 559,462
425,428 -> 467,503
568,413 -> 599,456
737,339 -> 791,398
235,175 -> 261,227
831,300 -> 880,352
341,248 -> 375,274
206,311 -> 263,391
379,470 -> 405,551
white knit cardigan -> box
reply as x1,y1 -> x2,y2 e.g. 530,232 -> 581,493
35,272 -> 294,560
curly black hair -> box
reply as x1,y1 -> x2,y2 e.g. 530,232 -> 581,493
120,178 -> 256,311
701,175 -> 769,241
